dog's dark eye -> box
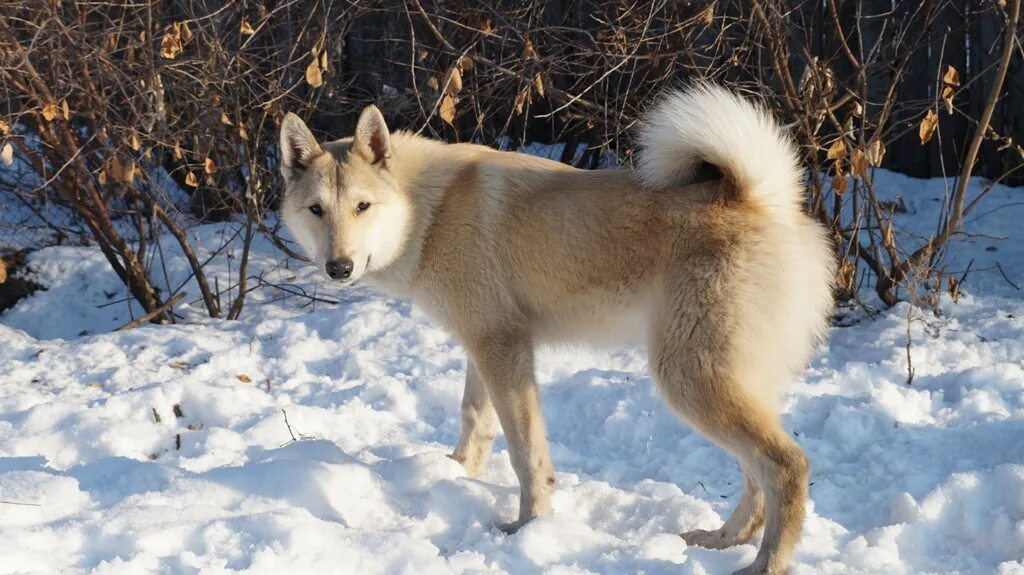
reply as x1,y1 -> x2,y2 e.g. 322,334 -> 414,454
309,204 -> 323,217
356,201 -> 371,213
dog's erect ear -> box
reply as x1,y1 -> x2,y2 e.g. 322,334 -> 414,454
353,105 -> 391,166
279,113 -> 321,181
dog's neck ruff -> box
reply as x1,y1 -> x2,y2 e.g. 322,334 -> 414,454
361,132 -> 452,297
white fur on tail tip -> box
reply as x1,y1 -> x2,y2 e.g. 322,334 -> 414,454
637,84 -> 805,217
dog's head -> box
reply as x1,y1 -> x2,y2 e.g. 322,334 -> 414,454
278,106 -> 410,285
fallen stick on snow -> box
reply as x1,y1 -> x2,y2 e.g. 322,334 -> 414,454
115,292 -> 185,330
0,499 -> 41,507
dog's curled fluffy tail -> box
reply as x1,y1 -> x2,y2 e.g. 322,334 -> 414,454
637,84 -> 804,216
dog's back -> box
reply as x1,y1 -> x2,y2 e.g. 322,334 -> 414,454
411,88 -> 833,379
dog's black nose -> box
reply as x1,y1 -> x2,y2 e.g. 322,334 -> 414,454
326,258 -> 354,280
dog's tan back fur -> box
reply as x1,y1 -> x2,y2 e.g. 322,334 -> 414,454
280,85 -> 835,575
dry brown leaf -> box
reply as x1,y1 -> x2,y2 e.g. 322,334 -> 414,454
177,21 -> 193,44
319,48 -> 328,71
240,20 -> 255,35
1,143 -> 12,166
236,374 -> 252,383
185,171 -> 198,187
220,112 -> 233,126
0,258 -> 6,285
123,160 -> 137,185
305,55 -> 323,88
61,100 -> 70,120
439,93 -> 457,126
866,139 -> 886,167
168,360 -> 189,369
443,66 -> 462,96
97,169 -> 107,185
238,125 -> 249,141
832,163 -> 848,195
161,28 -> 182,59
204,157 -> 216,174
129,131 -> 140,151
173,141 -> 183,160
110,156 -> 126,183
837,260 -> 856,293
919,109 -> 938,144
533,72 -> 545,98
522,38 -> 537,61
702,5 -> 714,25
459,56 -> 475,71
0,118 -> 9,135
479,19 -> 493,34
826,138 -> 847,161
942,65 -> 960,86
832,172 -> 848,196
882,220 -> 894,248
851,148 -> 868,180
426,76 -> 439,91
941,85 -> 955,114
811,64 -> 835,95
513,86 -> 530,116
41,102 -> 58,122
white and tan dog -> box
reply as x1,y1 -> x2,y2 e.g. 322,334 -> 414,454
278,84 -> 835,575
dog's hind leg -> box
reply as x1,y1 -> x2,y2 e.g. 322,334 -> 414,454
450,359 -> 498,478
656,371 -> 806,573
650,293 -> 807,574
722,428 -> 806,575
464,329 -> 554,533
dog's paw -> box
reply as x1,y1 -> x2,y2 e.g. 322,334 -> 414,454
448,451 -> 486,478
497,518 -> 531,534
680,528 -> 746,550
447,452 -> 476,478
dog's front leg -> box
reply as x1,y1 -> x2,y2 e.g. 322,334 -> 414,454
450,359 -> 498,477
465,329 -> 554,533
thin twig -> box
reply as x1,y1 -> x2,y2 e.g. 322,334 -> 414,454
282,409 -> 298,444
0,499 -> 42,507
996,262 -> 1021,291
115,293 -> 184,330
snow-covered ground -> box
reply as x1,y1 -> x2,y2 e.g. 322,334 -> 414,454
1,170 -> 1023,574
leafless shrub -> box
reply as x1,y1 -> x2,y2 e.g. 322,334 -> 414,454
0,1 -> 356,322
